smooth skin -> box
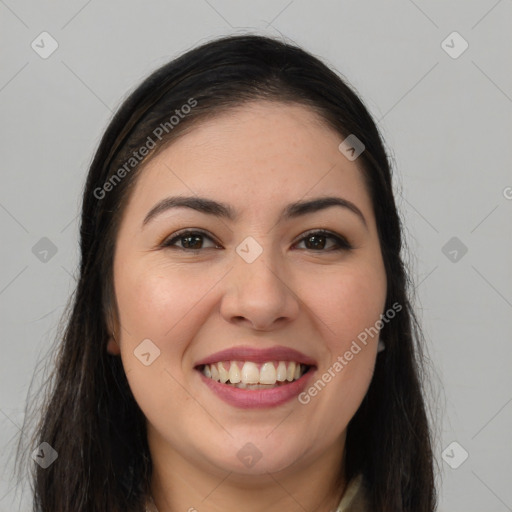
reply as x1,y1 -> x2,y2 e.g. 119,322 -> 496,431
107,101 -> 387,512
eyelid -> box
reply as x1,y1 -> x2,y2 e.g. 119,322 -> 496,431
294,228 -> 350,244
161,228 -> 353,252
161,228 -> 220,249
293,228 -> 353,251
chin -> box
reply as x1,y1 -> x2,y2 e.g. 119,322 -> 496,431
205,434 -> 310,476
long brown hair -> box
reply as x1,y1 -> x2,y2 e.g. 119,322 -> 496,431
18,34 -> 438,511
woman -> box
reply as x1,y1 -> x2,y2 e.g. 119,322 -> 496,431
25,34 -> 437,511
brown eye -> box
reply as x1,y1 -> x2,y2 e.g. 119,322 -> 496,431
162,230 -> 219,251
161,229 -> 352,253
295,230 -> 352,252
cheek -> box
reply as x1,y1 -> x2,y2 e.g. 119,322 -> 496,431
113,262 -> 225,389
115,264 -> 206,341
112,266 -> 188,389
114,267 -> 202,420
297,265 -> 385,438
302,262 -> 387,351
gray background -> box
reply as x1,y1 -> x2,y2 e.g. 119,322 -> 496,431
1,1 -> 511,510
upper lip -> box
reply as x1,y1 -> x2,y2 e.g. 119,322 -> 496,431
194,345 -> 317,367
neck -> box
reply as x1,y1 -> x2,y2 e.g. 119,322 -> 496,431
147,427 -> 347,512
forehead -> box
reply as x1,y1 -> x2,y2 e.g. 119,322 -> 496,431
123,101 -> 373,224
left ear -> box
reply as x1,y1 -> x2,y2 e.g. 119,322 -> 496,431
107,334 -> 121,355
105,307 -> 121,355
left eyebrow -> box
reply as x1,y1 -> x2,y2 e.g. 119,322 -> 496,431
142,195 -> 368,230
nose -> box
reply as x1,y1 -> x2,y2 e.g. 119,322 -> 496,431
219,245 -> 300,331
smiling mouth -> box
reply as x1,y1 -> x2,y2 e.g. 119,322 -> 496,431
196,360 -> 313,389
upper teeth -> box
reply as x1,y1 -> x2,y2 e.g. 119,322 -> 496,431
202,361 -> 306,385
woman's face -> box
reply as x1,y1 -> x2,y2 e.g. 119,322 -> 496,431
108,101 -> 387,478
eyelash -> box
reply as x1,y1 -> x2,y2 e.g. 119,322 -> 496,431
161,229 -> 353,253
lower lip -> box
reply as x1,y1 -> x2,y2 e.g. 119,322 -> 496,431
197,368 -> 315,409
